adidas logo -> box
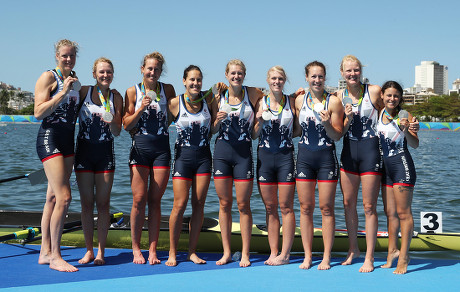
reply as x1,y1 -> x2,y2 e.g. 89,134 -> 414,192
76,164 -> 84,169
215,170 -> 223,175
129,159 -> 137,165
174,172 -> 181,176
259,176 -> 266,181
287,173 -> 292,180
52,149 -> 59,154
181,113 -> 188,118
247,171 -> 251,178
298,172 -> 306,178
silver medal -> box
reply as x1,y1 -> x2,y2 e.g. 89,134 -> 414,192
103,112 -> 113,122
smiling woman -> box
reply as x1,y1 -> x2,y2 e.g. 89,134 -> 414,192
34,39 -> 81,272
74,57 -> 123,266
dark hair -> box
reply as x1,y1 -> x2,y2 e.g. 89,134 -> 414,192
381,81 -> 404,111
183,65 -> 202,80
305,61 -> 326,76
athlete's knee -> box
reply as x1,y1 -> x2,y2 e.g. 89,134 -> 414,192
237,200 -> 251,215
299,203 -> 314,216
319,204 -> 334,217
363,203 -> 377,216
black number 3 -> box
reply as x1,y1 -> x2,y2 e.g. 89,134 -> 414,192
423,213 -> 439,231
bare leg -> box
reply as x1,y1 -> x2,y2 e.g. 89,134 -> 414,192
166,178 -> 192,267
93,172 -> 113,265
317,181 -> 337,270
76,172 -> 96,264
214,178 -> 233,266
297,180 -> 315,270
43,155 -> 78,272
381,185 -> 400,268
340,171 -> 361,265
394,185 -> 414,275
359,174 -> 380,273
269,183 -> 295,266
39,185 -> 56,265
259,184 -> 280,265
147,167 -> 170,265
130,166 -> 149,264
187,174 -> 211,264
235,180 -> 253,267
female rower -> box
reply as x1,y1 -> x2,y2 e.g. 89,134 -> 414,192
294,61 -> 343,270
377,81 -> 419,274
166,65 -> 220,266
34,39 -> 80,272
75,57 -> 123,265
212,60 -> 263,267
338,55 -> 383,272
123,52 -> 176,264
253,66 -> 296,266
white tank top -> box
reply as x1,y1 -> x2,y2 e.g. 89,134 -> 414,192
175,94 -> 211,148
77,86 -> 114,142
133,82 -> 169,137
258,95 -> 294,152
216,86 -> 254,144
298,92 -> 334,151
343,84 -> 378,141
377,111 -> 407,157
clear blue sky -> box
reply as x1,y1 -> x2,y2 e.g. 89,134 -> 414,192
1,0 -> 459,95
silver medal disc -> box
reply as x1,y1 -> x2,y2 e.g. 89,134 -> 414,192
398,109 -> 409,119
103,112 -> 113,123
221,104 -> 232,113
212,84 -> 219,95
262,111 -> 272,121
314,103 -> 324,113
72,80 -> 81,91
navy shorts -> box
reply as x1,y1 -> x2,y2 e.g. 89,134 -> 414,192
257,148 -> 295,184
129,134 -> 171,169
340,137 -> 382,176
296,146 -> 339,182
213,140 -> 253,181
382,152 -> 416,187
75,139 -> 115,173
36,126 -> 75,162
172,145 -> 212,180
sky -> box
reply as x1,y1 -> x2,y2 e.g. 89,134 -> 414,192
1,0 -> 459,95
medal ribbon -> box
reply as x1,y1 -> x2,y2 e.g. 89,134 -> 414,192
266,94 -> 285,115
96,85 -> 111,113
224,88 -> 245,111
141,81 -> 161,102
307,90 -> 327,108
344,84 -> 365,106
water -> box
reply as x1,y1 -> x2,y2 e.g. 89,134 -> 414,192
0,123 -> 459,233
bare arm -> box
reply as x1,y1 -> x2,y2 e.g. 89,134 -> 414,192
320,95 -> 344,141
252,98 -> 264,140
34,71 -> 77,120
403,112 -> 419,149
292,94 -> 303,138
109,90 -> 123,136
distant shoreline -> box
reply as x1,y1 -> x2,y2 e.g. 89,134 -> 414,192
1,115 -> 459,131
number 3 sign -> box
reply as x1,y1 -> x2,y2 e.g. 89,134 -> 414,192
420,212 -> 443,233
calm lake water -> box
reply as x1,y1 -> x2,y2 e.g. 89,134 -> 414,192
0,123 -> 459,234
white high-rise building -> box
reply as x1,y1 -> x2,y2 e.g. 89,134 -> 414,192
414,61 -> 448,95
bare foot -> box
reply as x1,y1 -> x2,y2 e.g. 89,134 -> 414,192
394,255 -> 410,274
318,258 -> 331,270
188,253 -> 206,264
381,249 -> 400,268
148,251 -> 161,265
239,254 -> 251,268
38,253 -> 51,265
267,254 -> 289,266
341,249 -> 360,265
50,258 -> 78,272
78,251 -> 95,264
94,257 -> 106,266
299,257 -> 312,270
165,253 -> 177,267
132,250 -> 146,264
216,254 -> 232,266
359,258 -> 374,273
264,254 -> 278,265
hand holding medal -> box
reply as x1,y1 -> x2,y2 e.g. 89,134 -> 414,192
97,85 -> 113,123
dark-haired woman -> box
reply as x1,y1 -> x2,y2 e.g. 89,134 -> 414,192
294,61 -> 343,270
377,81 -> 419,274
123,52 -> 176,264
166,65 -> 219,266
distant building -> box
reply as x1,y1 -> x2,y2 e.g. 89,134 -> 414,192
1,81 -> 34,110
414,61 -> 448,95
449,78 -> 460,95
